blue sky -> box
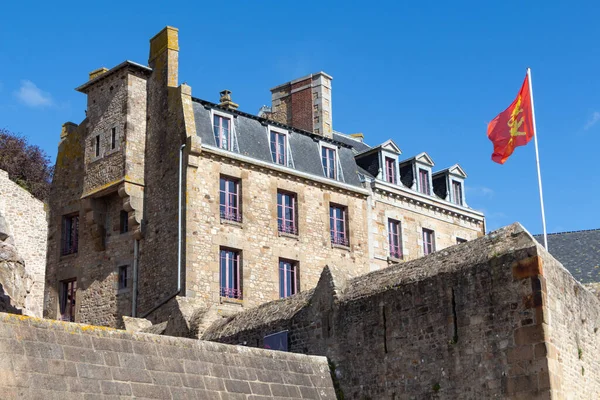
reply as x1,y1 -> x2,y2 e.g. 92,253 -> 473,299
1,1 -> 599,234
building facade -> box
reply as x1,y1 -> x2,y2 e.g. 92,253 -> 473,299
44,27 -> 484,327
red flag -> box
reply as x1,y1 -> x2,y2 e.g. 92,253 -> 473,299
487,75 -> 534,164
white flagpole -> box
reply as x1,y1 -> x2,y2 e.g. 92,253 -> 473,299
527,67 -> 548,249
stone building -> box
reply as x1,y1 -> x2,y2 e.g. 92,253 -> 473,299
44,26 -> 484,328
0,169 -> 47,317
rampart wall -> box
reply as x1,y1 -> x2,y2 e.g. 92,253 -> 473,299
0,312 -> 336,399
203,223 -> 600,399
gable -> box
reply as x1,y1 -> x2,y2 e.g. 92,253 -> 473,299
380,139 -> 402,155
448,164 -> 467,178
415,152 -> 434,167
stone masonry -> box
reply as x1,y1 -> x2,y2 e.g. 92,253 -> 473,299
203,223 -> 600,399
0,169 -> 47,317
0,312 -> 337,399
44,26 -> 485,331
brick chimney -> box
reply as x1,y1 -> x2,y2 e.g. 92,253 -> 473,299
148,26 -> 179,88
270,72 -> 333,138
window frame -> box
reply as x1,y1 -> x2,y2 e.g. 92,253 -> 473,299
111,127 -> 117,150
219,248 -> 242,300
422,228 -> 435,255
94,134 -> 101,157
119,210 -> 129,234
452,180 -> 463,206
388,219 -> 402,259
61,213 -> 79,256
418,168 -> 430,195
385,156 -> 397,184
219,176 -> 242,223
212,109 -> 234,151
269,128 -> 288,166
279,258 -> 299,298
59,278 -> 77,322
118,266 -> 129,290
320,143 -> 338,180
329,203 -> 349,247
277,190 -> 298,235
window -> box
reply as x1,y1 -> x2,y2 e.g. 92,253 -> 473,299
111,127 -> 116,150
61,214 -> 79,255
277,191 -> 297,235
94,135 -> 100,157
213,114 -> 231,150
60,279 -> 77,322
330,204 -> 349,246
219,177 -> 241,222
385,157 -> 397,184
388,219 -> 402,259
321,146 -> 337,179
118,266 -> 129,290
120,210 -> 128,234
419,169 -> 430,195
220,248 -> 242,299
423,228 -> 435,255
270,131 -> 287,165
279,259 -> 298,298
452,181 -> 463,206
456,237 -> 467,244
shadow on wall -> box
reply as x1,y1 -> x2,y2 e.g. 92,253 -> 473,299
0,283 -> 23,315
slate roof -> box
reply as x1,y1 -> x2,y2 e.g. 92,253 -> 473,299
192,99 -> 363,187
533,229 -> 600,283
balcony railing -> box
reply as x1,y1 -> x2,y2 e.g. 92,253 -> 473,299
278,222 -> 298,235
220,287 -> 243,300
331,233 -> 349,246
220,210 -> 242,223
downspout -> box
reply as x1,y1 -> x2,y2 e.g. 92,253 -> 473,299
132,238 -> 139,317
140,143 -> 186,318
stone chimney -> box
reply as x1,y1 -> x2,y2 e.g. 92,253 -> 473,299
270,72 -> 333,138
219,90 -> 239,110
88,67 -> 108,81
148,26 -> 179,88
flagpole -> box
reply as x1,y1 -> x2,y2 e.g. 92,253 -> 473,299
527,67 -> 548,249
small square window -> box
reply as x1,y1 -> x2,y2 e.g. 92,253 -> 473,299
118,266 -> 128,290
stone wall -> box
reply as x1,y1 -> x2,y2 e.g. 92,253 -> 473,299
203,223 -> 600,399
0,169 -> 47,317
184,152 -> 370,312
0,312 -> 337,399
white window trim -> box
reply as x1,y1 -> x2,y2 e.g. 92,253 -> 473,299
319,142 -> 345,182
450,178 -> 466,207
267,125 -> 294,168
417,167 -> 433,195
381,152 -> 398,185
211,109 -> 238,152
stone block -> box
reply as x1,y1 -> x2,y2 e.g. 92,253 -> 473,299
130,382 -> 172,399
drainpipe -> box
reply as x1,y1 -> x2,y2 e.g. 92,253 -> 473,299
132,238 -> 139,317
140,143 -> 186,318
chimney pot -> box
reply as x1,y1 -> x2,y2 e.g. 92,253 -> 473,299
219,89 -> 239,110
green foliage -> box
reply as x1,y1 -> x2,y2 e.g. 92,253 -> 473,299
433,383 -> 441,392
578,348 -> 583,360
0,129 -> 53,201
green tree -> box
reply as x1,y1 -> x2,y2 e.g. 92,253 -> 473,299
0,128 -> 53,201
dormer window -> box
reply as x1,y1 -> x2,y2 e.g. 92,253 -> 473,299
385,157 -> 397,184
213,114 -> 231,150
418,169 -> 430,195
321,145 -> 337,179
270,131 -> 287,165
452,181 -> 463,206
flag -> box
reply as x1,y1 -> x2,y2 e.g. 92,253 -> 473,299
487,75 -> 534,164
